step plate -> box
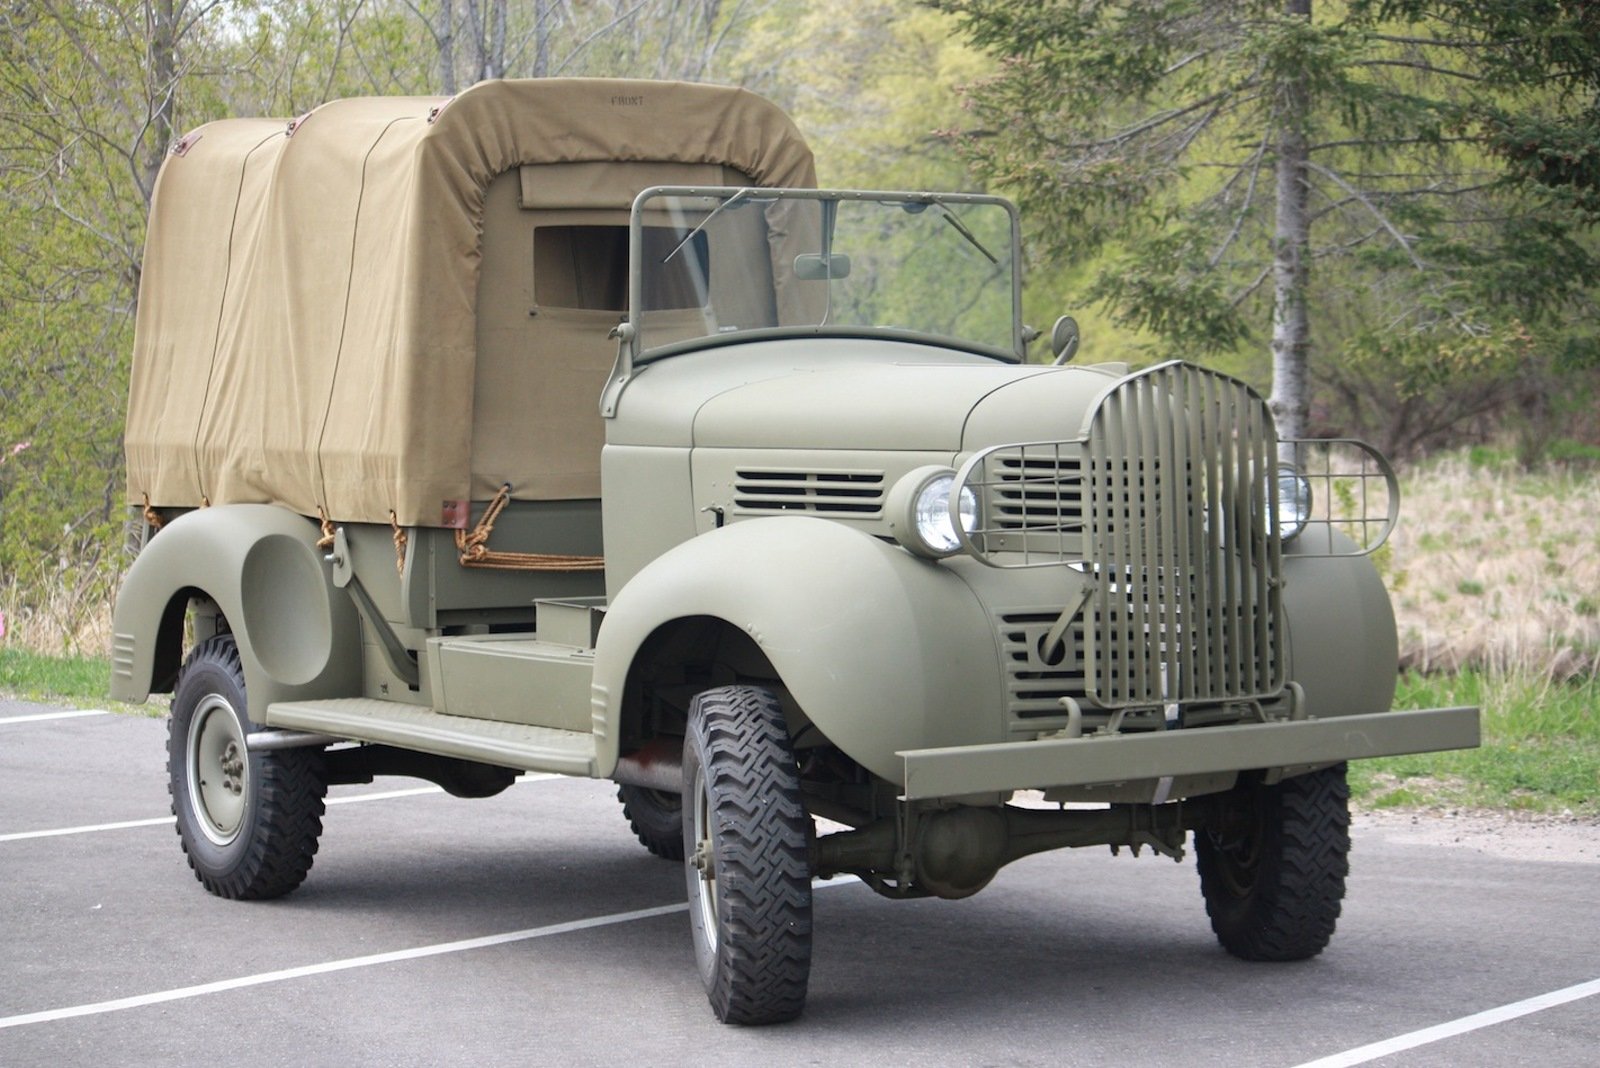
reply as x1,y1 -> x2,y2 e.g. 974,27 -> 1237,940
264,698 -> 596,776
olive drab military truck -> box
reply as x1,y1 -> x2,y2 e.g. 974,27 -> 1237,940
113,78 -> 1480,1025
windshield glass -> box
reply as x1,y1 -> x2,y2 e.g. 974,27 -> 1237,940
629,189 -> 1022,361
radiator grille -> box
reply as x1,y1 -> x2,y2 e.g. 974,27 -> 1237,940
1084,363 -> 1283,707
732,470 -> 885,516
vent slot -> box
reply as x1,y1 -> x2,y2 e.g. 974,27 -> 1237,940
998,610 -> 1087,719
991,452 -> 1085,532
733,470 -> 885,516
956,442 -> 1088,563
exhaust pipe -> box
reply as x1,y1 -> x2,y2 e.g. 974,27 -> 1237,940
611,737 -> 682,792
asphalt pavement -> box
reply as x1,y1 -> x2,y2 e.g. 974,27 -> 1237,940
2,699 -> 1596,1067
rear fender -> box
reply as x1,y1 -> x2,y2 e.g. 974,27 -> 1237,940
110,504 -> 361,721
592,517 -> 1002,781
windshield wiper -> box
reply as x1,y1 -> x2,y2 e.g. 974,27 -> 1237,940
662,187 -> 752,264
933,197 -> 999,265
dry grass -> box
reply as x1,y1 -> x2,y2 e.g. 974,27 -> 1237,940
0,562 -> 119,656
1386,457 -> 1600,680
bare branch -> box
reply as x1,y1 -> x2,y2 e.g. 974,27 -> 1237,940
549,0 -> 650,76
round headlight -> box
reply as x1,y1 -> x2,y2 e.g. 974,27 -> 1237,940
1275,464 -> 1312,541
890,467 -> 979,558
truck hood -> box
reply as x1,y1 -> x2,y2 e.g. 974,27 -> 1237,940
691,364 -> 1055,451
611,337 -> 1129,450
691,361 -> 1122,453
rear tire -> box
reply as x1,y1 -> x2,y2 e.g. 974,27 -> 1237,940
1196,763 -> 1349,961
617,784 -> 684,860
168,635 -> 328,900
682,685 -> 812,1024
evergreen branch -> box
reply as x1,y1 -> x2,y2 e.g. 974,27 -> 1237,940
1308,194 -> 1362,223
1230,263 -> 1272,308
1350,58 -> 1484,81
1044,85 -> 1253,153
1310,226 -> 1385,257
1209,133 -> 1271,268
1309,135 -> 1479,153
1305,159 -> 1427,270
1368,33 -> 1490,49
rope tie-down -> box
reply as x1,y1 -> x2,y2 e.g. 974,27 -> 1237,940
455,484 -> 605,572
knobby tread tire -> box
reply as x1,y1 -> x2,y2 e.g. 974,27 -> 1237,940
684,685 -> 812,1025
616,784 -> 685,860
1196,763 -> 1350,962
168,635 -> 328,900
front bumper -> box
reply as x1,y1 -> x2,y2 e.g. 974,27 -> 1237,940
898,705 -> 1479,800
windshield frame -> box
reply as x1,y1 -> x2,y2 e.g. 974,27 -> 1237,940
624,186 -> 1027,365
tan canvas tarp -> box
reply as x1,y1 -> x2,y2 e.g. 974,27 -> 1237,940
126,79 -> 815,527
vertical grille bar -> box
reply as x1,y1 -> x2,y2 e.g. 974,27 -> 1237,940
1136,383 -> 1162,702
1125,389 -> 1145,702
1168,370 -> 1195,699
1223,373 -> 1244,693
1248,386 -> 1275,692
1084,364 -> 1284,708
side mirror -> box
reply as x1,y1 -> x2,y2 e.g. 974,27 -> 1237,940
1049,315 -> 1080,365
794,253 -> 852,281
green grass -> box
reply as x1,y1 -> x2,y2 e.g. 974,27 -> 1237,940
1351,670 -> 1600,816
0,648 -> 163,716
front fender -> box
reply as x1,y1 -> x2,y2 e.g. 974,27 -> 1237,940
1282,529 -> 1399,719
592,517 -> 1003,782
110,504 -> 361,722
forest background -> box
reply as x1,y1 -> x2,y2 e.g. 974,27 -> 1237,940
0,1 -> 1597,813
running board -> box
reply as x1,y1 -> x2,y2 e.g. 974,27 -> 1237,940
263,698 -> 597,777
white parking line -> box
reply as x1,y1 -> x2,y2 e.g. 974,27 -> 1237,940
0,816 -> 174,843
0,876 -> 858,1031
0,708 -> 111,724
1289,975 -> 1600,1068
0,778 -> 557,843
0,902 -> 689,1031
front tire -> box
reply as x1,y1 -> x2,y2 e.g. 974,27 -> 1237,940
168,635 -> 328,899
1196,763 -> 1350,961
682,685 -> 812,1025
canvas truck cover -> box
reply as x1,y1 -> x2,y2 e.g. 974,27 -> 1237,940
125,78 -> 816,527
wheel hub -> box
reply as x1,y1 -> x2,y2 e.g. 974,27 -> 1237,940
689,766 -> 720,954
188,695 -> 248,846
219,742 -> 245,795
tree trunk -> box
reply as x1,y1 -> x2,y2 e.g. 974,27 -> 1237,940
488,0 -> 506,80
1269,0 -> 1313,446
439,0 -> 457,94
141,0 -> 178,209
465,0 -> 483,82
533,0 -> 549,77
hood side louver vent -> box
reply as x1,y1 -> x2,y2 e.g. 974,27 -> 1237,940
733,470 -> 886,516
